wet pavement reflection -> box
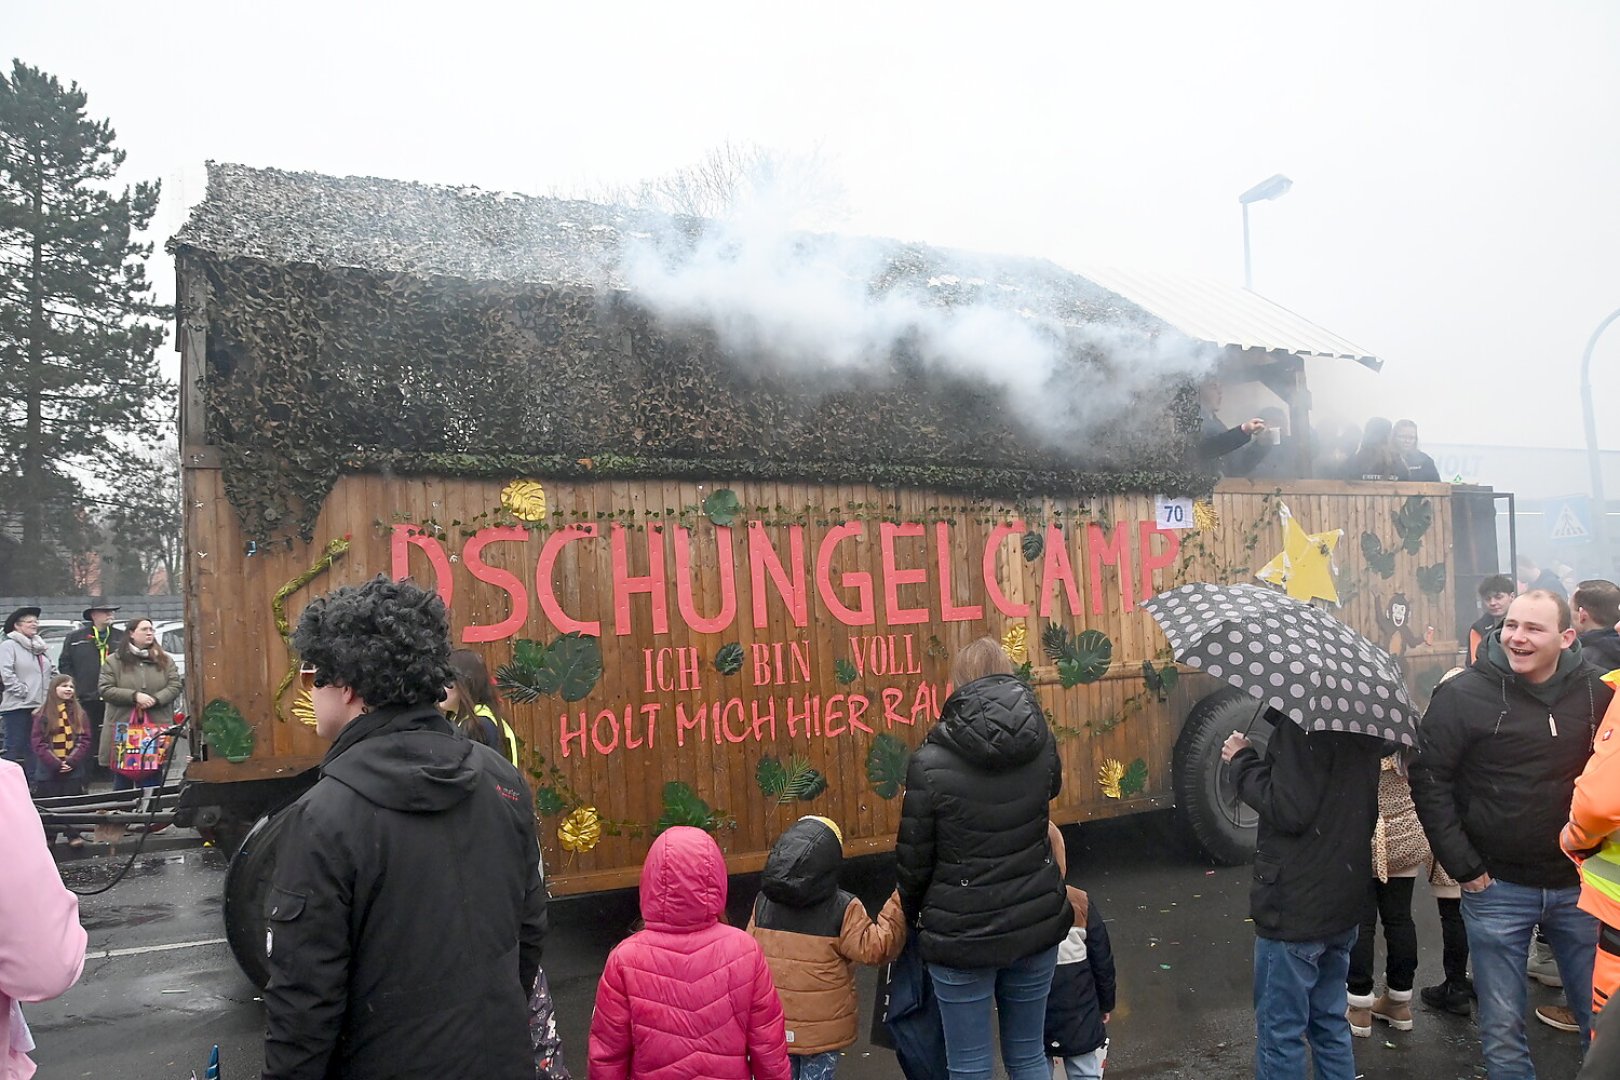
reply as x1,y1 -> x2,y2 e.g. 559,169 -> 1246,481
25,813 -> 1586,1078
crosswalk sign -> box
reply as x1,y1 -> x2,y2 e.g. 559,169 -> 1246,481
1547,497 -> 1592,543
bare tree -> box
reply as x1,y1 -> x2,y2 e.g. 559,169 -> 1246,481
562,141 -> 845,228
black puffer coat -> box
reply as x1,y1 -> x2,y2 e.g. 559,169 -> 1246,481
262,705 -> 548,1080
895,674 -> 1071,969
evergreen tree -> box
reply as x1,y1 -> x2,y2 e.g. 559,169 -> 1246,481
0,60 -> 170,592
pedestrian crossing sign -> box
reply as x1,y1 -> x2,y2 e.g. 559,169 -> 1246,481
1547,497 -> 1592,543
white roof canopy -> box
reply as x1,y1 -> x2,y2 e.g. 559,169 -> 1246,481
1073,266 -> 1385,371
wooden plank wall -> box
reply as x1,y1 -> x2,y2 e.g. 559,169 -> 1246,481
183,471 -> 1460,893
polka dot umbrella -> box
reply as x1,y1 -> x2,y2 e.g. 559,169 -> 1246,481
1142,582 -> 1419,747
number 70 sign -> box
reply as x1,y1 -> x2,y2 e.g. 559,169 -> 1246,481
1155,496 -> 1194,530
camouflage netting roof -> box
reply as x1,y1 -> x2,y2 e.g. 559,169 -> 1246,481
172,163 -> 1217,541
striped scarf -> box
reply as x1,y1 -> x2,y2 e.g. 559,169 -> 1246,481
48,702 -> 79,762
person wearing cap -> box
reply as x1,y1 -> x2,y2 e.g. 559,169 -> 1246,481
747,815 -> 907,1078
1,607 -> 55,771
57,601 -> 123,779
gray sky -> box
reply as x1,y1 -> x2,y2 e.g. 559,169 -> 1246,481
12,0 -> 1620,450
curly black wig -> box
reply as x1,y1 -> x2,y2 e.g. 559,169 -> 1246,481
291,575 -> 453,707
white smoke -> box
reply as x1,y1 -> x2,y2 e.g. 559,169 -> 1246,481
613,152 -> 1216,449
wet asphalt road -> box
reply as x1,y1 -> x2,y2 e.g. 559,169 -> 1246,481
28,813 -> 1587,1080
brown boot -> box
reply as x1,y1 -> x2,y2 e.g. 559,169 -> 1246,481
1348,992 -> 1374,1038
1372,989 -> 1414,1031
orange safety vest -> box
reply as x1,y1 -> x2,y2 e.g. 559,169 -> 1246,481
1563,672 -> 1620,928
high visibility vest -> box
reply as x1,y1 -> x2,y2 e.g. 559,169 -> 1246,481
474,704 -> 521,769
1568,671 -> 1620,927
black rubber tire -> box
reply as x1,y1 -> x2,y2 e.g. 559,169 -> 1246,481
223,808 -> 294,990
1172,688 -> 1276,865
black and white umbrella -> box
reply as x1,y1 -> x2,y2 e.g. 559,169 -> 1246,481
1142,582 -> 1419,747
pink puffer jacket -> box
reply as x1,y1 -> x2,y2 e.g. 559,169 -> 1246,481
588,827 -> 790,1080
1,761 -> 86,1079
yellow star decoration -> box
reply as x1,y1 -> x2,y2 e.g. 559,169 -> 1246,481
559,806 -> 602,854
1193,499 -> 1220,533
501,479 -> 548,522
1001,624 -> 1028,665
1098,759 -> 1126,800
1256,503 -> 1342,604
291,688 -> 318,728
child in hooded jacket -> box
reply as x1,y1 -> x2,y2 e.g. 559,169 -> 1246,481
746,816 -> 907,1079
1044,824 -> 1117,1080
588,826 -> 791,1080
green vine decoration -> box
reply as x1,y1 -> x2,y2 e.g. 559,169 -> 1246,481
270,534 -> 352,722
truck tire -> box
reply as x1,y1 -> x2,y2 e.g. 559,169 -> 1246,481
223,808 -> 294,990
1172,688 -> 1275,865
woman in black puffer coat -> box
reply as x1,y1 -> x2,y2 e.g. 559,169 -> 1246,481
895,636 -> 1072,1080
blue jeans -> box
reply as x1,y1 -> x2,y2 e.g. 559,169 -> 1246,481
1,708 -> 33,769
929,944 -> 1060,1080
1462,879 -> 1597,1079
1252,927 -> 1358,1080
788,1051 -> 840,1080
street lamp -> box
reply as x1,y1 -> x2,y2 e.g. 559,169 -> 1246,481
1239,174 -> 1293,290
1581,307 -> 1620,561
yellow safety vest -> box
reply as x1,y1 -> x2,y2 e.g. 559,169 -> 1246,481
474,704 -> 520,769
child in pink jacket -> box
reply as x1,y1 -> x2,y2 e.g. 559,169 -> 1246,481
0,759 -> 87,1079
588,826 -> 791,1080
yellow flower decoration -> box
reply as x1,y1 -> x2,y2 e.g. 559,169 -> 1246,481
1001,624 -> 1028,665
291,689 -> 318,728
559,806 -> 602,853
1193,500 -> 1220,533
501,479 -> 548,522
1098,759 -> 1126,799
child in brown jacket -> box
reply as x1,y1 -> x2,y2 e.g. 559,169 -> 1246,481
747,815 -> 907,1079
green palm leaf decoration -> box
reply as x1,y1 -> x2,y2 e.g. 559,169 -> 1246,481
201,699 -> 255,763
755,754 -> 828,804
1361,532 -> 1397,579
866,733 -> 911,799
655,781 -> 728,835
714,643 -> 745,675
497,633 -> 603,703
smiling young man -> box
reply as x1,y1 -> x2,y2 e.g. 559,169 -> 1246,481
1410,590 -> 1615,1079
262,576 -> 547,1080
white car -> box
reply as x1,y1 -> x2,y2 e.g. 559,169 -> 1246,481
152,620 -> 187,714
38,619 -> 81,670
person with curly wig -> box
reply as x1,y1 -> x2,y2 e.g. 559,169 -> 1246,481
262,576 -> 547,1080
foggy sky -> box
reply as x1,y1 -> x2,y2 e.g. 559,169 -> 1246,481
9,0 -> 1619,452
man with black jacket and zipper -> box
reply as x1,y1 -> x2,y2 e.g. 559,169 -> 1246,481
1410,590 -> 1615,1079
1573,580 -> 1620,674
262,576 -> 547,1080
57,601 -> 123,778
1222,708 -> 1383,1080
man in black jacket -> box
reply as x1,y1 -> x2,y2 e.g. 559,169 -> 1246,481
1223,710 -> 1383,1080
1573,579 -> 1620,673
262,576 -> 547,1080
1410,590 -> 1615,1079
57,601 -> 123,777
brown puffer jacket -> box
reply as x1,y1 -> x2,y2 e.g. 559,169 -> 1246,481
746,817 -> 906,1054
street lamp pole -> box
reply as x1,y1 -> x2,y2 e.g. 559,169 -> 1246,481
1581,307 -> 1620,561
1238,174 -> 1293,292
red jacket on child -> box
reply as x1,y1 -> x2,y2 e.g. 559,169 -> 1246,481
588,826 -> 791,1080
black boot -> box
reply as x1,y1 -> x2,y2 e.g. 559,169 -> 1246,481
1419,978 -> 1472,1016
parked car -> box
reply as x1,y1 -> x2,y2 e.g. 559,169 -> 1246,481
38,619 -> 81,671
153,620 -> 185,682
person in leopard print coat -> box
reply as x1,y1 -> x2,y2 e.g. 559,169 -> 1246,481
1347,751 -> 1433,1036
